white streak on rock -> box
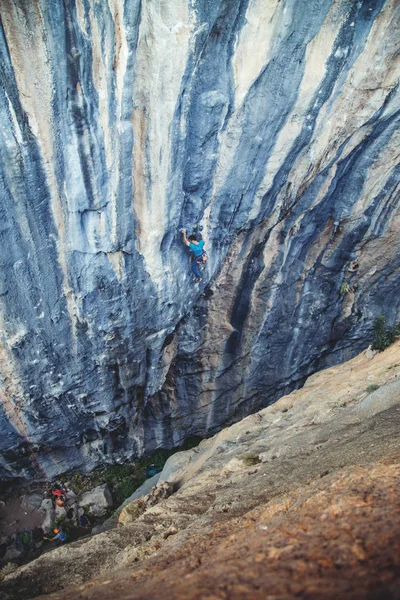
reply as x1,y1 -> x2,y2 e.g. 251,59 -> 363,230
1,2 -> 77,339
132,0 -> 192,281
250,1 -> 339,220
233,0 -> 283,107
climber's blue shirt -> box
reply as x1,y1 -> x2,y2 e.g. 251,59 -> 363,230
53,531 -> 67,542
189,240 -> 205,258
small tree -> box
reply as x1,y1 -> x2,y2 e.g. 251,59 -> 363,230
388,321 -> 400,346
372,316 -> 400,351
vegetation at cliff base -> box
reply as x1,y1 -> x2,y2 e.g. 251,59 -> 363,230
365,384 -> 380,394
66,436 -> 202,506
372,316 -> 400,352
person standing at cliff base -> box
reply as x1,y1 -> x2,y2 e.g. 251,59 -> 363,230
181,229 -> 207,281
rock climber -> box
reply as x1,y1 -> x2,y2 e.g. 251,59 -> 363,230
181,228 -> 207,281
43,527 -> 67,544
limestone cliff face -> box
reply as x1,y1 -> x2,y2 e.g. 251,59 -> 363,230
0,0 -> 399,480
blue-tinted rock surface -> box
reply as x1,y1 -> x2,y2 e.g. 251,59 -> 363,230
0,0 -> 399,480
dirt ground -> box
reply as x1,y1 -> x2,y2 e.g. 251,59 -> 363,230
0,495 -> 44,538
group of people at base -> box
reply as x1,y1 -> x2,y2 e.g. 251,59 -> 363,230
42,484 -> 90,546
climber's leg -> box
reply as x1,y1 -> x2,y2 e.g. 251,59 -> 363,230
191,259 -> 202,280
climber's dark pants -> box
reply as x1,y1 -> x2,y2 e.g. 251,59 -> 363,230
192,258 -> 202,279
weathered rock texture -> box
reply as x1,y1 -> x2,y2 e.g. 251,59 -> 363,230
0,342 -> 399,599
0,0 -> 400,479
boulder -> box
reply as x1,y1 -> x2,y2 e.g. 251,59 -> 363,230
54,504 -> 66,520
65,490 -> 77,503
158,449 -> 197,484
63,491 -> 79,525
24,493 -> 43,510
79,484 -> 113,517
365,345 -> 378,359
39,498 -> 54,532
4,544 -> 22,561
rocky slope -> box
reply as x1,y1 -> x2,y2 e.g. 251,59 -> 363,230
0,341 -> 399,599
1,0 -> 400,479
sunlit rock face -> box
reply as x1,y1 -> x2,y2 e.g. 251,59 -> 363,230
0,0 -> 399,480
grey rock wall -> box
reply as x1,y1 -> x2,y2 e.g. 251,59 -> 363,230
0,0 -> 399,480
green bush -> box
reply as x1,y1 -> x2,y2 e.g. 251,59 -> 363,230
388,321 -> 400,345
365,384 -> 380,394
372,316 -> 400,352
53,515 -> 67,530
339,282 -> 351,295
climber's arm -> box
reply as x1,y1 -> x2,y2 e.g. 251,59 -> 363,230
182,228 -> 190,246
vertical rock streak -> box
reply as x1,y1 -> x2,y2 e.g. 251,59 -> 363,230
0,0 -> 399,478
